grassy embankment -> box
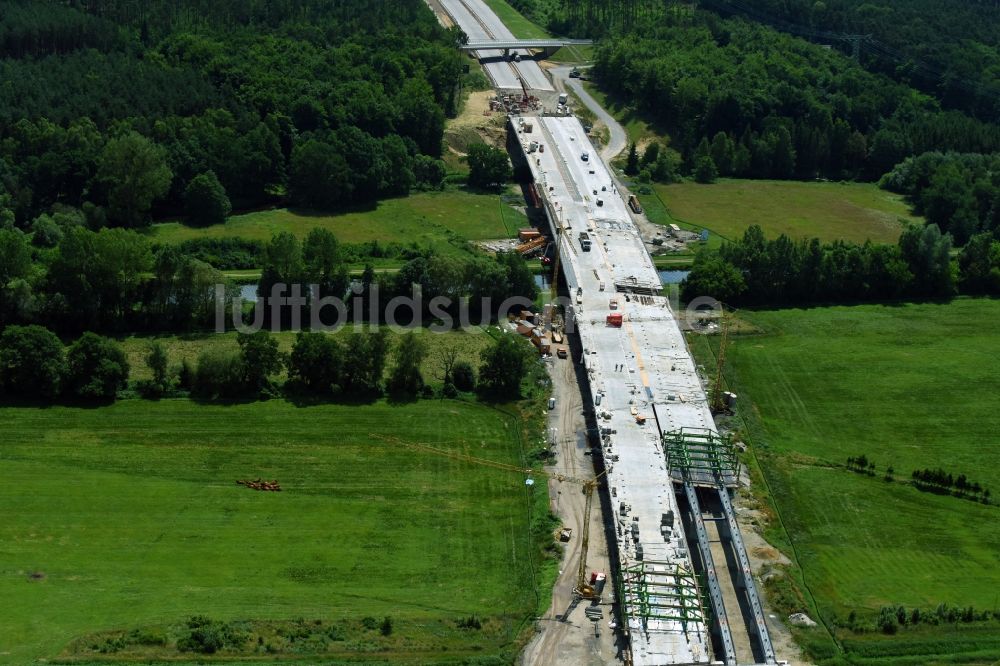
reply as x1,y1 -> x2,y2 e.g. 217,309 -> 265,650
481,0 -> 549,39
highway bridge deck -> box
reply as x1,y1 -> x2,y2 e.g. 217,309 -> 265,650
514,114 -> 778,666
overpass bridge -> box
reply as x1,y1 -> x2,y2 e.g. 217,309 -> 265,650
511,114 -> 781,666
436,0 -> 554,91
460,38 -> 593,56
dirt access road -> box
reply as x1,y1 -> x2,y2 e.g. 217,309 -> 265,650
520,355 -> 624,666
550,66 -> 626,163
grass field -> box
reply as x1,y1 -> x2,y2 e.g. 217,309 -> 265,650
481,0 -> 549,39
653,180 -> 919,245
150,188 -> 526,254
0,398 -> 545,663
690,299 -> 1000,662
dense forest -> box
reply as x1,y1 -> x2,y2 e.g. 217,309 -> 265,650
0,0 -> 463,228
593,13 -> 1000,182
881,152 -> 1000,244
701,0 -> 1000,122
518,0 -> 1000,124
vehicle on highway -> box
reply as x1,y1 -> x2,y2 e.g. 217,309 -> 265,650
581,151 -> 589,162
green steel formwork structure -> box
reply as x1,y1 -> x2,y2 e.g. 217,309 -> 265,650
618,561 -> 709,634
663,428 -> 741,488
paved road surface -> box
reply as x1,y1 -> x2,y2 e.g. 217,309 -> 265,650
438,0 -> 554,91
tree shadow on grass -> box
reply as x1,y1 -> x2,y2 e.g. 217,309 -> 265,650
736,294 -> 975,317
286,200 -> 379,219
284,387 -> 382,409
0,396 -> 116,410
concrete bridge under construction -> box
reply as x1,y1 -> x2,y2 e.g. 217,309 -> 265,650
431,0 -> 786,663
510,115 -> 782,666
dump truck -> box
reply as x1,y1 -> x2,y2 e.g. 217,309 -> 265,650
579,232 -> 592,251
628,194 -> 643,214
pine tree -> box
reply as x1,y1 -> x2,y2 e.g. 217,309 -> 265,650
625,142 -> 639,175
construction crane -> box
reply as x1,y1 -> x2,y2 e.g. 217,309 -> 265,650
519,73 -> 530,106
709,311 -> 731,414
370,433 -> 604,599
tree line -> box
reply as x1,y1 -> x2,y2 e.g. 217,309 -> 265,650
0,0 -> 461,227
592,12 -> 1000,182
865,602 -> 1000,636
911,468 -> 992,505
680,222 -> 993,306
255,231 -> 538,329
0,222 -> 538,335
0,324 -> 535,404
843,456 -> 991,506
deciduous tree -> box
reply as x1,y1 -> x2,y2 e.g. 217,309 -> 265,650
65,332 -> 129,400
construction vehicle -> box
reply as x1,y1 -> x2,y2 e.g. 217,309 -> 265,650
606,312 -> 623,327
518,74 -> 532,107
578,232 -> 592,251
516,235 -> 548,257
369,433 -> 605,600
627,194 -> 642,214
569,68 -> 581,78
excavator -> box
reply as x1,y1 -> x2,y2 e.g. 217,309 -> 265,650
369,433 -> 604,599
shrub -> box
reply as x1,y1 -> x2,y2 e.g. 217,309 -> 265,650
177,358 -> 195,390
452,360 -> 475,392
176,238 -> 264,270
0,324 -> 66,399
192,348 -> 244,399
65,333 -> 129,400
